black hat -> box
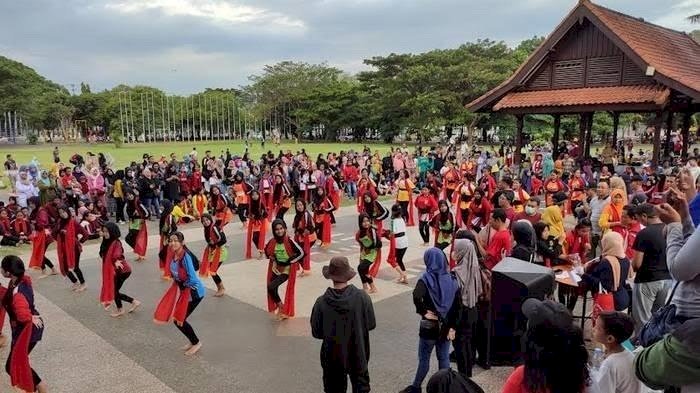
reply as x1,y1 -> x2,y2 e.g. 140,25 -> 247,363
552,192 -> 568,204
522,298 -> 573,329
322,256 -> 356,283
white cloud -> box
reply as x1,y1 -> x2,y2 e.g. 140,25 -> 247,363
651,0 -> 700,32
104,0 -> 306,30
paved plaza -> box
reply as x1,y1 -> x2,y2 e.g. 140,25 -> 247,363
1,203 -> 515,393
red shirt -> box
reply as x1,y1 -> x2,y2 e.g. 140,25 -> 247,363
485,228 -> 512,270
514,212 -> 541,226
343,165 -> 359,182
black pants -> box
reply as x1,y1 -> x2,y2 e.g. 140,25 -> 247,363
276,206 -> 288,220
125,229 -> 139,250
446,189 -> 455,202
399,201 -> 409,220
0,235 -> 19,246
358,260 -> 373,284
322,365 -> 370,393
6,340 -> 41,388
460,209 -> 469,227
175,294 -> 202,345
454,305 -> 478,377
237,204 -> 248,223
114,271 -> 134,309
419,221 -> 430,243
316,222 -> 326,244
590,233 -> 601,259
115,197 -> 125,222
395,247 -> 407,271
252,232 -> 262,251
65,250 -> 85,285
267,273 -> 289,304
212,274 -> 222,285
474,300 -> 490,367
557,284 -> 579,312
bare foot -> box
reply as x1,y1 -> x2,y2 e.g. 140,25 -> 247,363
257,250 -> 264,260
70,283 -> 80,291
276,313 -> 290,321
103,304 -> 111,312
110,309 -> 126,318
37,381 -> 48,393
49,268 -> 58,275
0,335 -> 7,348
185,342 -> 202,356
75,284 -> 87,292
181,343 -> 193,351
128,300 -> 141,313
214,288 -> 225,297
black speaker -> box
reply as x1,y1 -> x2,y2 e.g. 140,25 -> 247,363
487,258 -> 555,366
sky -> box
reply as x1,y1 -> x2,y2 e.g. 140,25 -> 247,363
1,0 -> 698,94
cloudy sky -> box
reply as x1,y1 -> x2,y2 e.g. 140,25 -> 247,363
1,0 -> 698,94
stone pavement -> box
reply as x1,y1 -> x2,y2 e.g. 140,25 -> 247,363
0,201 -> 515,393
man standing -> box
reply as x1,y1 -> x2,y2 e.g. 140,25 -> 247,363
631,204 -> 672,333
589,181 -> 610,257
3,154 -> 18,192
311,257 -> 376,393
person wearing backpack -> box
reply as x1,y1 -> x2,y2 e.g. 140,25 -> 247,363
153,231 -> 205,356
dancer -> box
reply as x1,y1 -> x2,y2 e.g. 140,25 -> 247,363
324,169 -> 341,225
232,172 -> 252,229
467,189 -> 492,233
442,161 -> 460,201
396,169 -> 415,226
312,187 -> 335,248
293,199 -> 316,277
245,190 -> 268,259
272,174 -> 292,220
415,186 -> 438,246
386,204 -> 409,284
453,174 -> 475,229
356,169 -> 376,213
99,222 -> 141,317
264,219 -> 304,320
430,200 -> 455,252
54,205 -> 88,291
199,213 -> 227,297
158,200 -> 177,279
192,188 -> 208,219
0,256 -> 47,393
27,197 -> 57,275
356,213 -> 381,293
543,170 -> 565,207
154,231 -> 205,356
124,190 -> 149,261
209,185 -> 233,228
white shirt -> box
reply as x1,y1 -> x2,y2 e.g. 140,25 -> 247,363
594,351 -> 641,393
392,218 -> 408,249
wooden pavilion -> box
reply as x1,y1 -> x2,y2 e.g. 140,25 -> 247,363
466,0 -> 700,165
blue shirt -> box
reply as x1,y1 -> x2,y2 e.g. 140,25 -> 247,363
170,252 -> 206,298
690,194 -> 700,228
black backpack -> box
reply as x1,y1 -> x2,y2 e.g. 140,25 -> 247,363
185,246 -> 200,271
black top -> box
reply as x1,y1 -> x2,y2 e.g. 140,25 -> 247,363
632,223 -> 671,283
413,280 -> 460,340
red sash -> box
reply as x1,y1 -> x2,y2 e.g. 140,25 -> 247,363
100,241 -> 123,305
200,226 -> 223,276
264,237 -> 298,317
29,231 -> 49,270
153,259 -> 191,326
56,220 -> 78,276
368,225 -> 383,278
245,219 -> 267,259
134,221 -> 148,258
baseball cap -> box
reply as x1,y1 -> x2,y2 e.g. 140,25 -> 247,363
522,298 -> 573,328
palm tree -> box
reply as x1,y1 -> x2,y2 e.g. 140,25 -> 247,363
689,14 -> 700,23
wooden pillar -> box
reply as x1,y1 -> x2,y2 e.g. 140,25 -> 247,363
663,111 -> 674,157
611,112 -> 620,148
681,111 -> 692,159
515,114 -> 524,165
652,111 -> 663,166
585,112 -> 594,158
578,113 -> 587,159
552,114 -> 561,153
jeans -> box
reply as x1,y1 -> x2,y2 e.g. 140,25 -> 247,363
143,196 -> 160,218
411,337 -> 451,388
345,181 -> 357,199
632,279 -> 672,334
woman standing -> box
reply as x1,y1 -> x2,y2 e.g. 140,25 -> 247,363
312,187 -> 335,248
415,186 -> 438,246
112,170 -> 126,224
245,190 -> 268,259
27,197 -> 57,275
356,213 -> 381,293
582,231 -> 631,314
356,169 -> 377,213
209,185 -> 233,228
467,189 -> 492,233
400,248 -> 459,393
396,169 -> 415,226
154,232 -> 205,356
199,214 -> 227,297
231,173 -> 252,228
271,174 -> 292,221
0,256 -> 47,393
292,199 -> 316,277
125,190 -> 149,261
599,189 -> 627,237
158,200 -> 177,279
99,222 -> 141,318
54,205 -> 88,291
430,200 -> 455,251
453,175 -> 475,229
386,204 -> 409,284
264,219 -> 304,320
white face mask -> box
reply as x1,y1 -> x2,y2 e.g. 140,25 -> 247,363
525,206 -> 536,215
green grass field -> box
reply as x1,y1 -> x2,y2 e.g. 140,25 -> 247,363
2,140 -> 395,168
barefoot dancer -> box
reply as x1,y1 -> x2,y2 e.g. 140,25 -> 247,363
99,222 -> 141,318
387,204 -> 409,284
245,190 -> 268,259
272,174 -> 292,221
27,197 -> 58,275
292,199 -> 315,277
158,200 -> 177,279
0,256 -> 47,393
124,190 -> 149,261
199,214 -> 227,297
312,187 -> 335,248
264,219 -> 304,320
356,213 -> 381,293
154,232 -> 205,356
54,205 -> 88,291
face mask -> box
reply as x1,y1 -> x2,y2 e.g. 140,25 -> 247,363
525,206 -> 536,215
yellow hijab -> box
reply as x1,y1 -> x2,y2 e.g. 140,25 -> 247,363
541,205 -> 564,239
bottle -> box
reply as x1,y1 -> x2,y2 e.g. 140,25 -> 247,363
590,348 -> 604,371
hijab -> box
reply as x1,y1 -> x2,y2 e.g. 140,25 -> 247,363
99,222 -> 121,258
609,189 -> 626,218
451,239 -> 482,308
419,247 -> 458,319
601,231 -> 625,258
541,205 -> 564,239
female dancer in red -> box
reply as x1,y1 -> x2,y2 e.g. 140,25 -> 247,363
272,174 -> 292,220
245,190 -> 268,259
415,186 -> 438,246
395,169 -> 415,226
453,174 -> 475,229
0,256 -> 47,393
157,200 -> 178,280
324,169 -> 341,225
231,172 -> 253,229
543,171 -> 565,206
293,199 -> 316,277
356,213 -> 381,293
442,161 -> 461,201
209,185 -> 233,228
54,205 -> 88,291
124,190 -> 149,261
568,169 -> 586,214
199,213 -> 227,297
264,219 -> 304,320
312,187 -> 335,248
467,189 -> 493,233
27,197 -> 57,275
192,188 -> 208,220
430,200 -> 455,252
356,169 -> 376,213
99,222 -> 141,317
361,192 -> 389,277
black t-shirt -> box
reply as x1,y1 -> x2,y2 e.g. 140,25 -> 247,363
632,223 -> 671,283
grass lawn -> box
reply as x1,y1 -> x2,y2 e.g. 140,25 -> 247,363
2,140 -> 395,168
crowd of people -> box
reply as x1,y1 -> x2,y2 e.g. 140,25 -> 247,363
0,139 -> 699,393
